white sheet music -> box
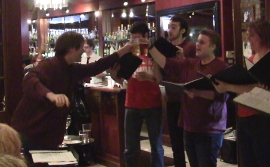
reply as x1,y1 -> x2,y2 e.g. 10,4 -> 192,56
31,150 -> 77,165
244,57 -> 254,70
234,87 -> 270,114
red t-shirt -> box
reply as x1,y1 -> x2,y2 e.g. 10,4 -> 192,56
238,54 -> 258,117
125,55 -> 162,109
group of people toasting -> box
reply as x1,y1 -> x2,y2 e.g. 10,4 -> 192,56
8,12 -> 270,167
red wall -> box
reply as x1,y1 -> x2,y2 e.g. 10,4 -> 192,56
155,0 -> 234,61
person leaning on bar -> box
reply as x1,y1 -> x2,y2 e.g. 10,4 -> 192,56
11,31 -> 133,152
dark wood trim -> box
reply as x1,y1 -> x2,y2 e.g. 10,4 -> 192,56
266,0 -> 270,21
232,0 -> 243,66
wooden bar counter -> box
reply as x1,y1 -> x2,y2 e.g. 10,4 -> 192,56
84,85 -> 126,167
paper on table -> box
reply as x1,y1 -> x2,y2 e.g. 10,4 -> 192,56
31,151 -> 77,165
233,87 -> 270,114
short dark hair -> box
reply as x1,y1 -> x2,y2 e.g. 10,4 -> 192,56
85,38 -> 95,49
130,22 -> 149,37
200,29 -> 221,56
54,31 -> 84,57
170,15 -> 189,37
248,19 -> 270,48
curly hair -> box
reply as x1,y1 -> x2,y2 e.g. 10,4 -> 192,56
0,123 -> 22,158
0,154 -> 27,167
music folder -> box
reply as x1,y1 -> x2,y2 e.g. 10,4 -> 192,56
154,37 -> 179,58
233,87 -> 270,115
207,65 -> 259,85
116,52 -> 142,80
160,77 -> 214,94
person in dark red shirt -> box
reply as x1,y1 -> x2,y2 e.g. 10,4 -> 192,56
163,15 -> 196,167
11,31 -> 132,151
147,29 -> 228,167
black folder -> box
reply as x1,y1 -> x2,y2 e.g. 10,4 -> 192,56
207,52 -> 270,87
209,65 -> 258,85
160,77 -> 214,94
154,37 -> 179,58
116,52 -> 142,80
248,52 -> 270,87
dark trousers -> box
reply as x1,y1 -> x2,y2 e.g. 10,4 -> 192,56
238,115 -> 270,167
184,131 -> 223,167
166,102 -> 186,167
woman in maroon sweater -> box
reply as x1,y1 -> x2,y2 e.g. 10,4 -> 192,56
11,31 -> 132,151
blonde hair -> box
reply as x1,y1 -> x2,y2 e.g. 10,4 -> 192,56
0,154 -> 27,167
0,124 -> 22,158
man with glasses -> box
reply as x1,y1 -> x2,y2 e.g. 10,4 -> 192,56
81,38 -> 106,84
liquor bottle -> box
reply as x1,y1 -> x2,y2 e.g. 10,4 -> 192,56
152,22 -> 156,40
104,43 -> 107,56
69,80 -> 91,136
148,23 -> 152,38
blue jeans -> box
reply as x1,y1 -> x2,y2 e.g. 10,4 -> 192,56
184,131 -> 223,167
238,115 -> 270,167
124,107 -> 164,167
166,102 -> 186,167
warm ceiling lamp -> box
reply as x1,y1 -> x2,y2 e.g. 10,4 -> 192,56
35,0 -> 68,10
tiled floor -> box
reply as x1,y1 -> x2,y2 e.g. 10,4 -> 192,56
88,134 -> 238,167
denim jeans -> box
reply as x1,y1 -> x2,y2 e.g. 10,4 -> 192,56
238,115 -> 270,167
166,102 -> 186,167
124,107 -> 164,167
184,131 -> 223,167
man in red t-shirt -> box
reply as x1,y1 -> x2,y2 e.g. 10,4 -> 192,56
109,22 -> 164,167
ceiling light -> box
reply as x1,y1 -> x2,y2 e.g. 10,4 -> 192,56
80,14 -> 85,19
121,12 -> 127,18
66,9 -> 69,13
111,13 -> 114,18
35,0 -> 68,10
123,1 -> 128,6
129,11 -> 134,18
46,12 -> 50,17
27,20 -> 31,24
141,0 -> 146,2
95,11 -> 99,17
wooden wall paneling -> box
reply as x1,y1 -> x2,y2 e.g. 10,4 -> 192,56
21,0 -> 30,56
233,0 -> 243,65
2,0 -> 24,117
220,0 -> 234,62
266,0 -> 270,21
155,0 -> 213,11
99,0 -> 155,11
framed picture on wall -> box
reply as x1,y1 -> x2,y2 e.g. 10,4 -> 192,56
242,6 -> 255,23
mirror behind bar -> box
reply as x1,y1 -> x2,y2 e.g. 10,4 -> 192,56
156,1 -> 220,56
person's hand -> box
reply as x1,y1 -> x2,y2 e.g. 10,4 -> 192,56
183,89 -> 198,99
135,71 -> 153,81
212,79 -> 228,93
46,92 -> 70,107
139,38 -> 151,48
116,42 -> 134,57
176,46 -> 184,59
258,83 -> 269,90
107,63 -> 120,79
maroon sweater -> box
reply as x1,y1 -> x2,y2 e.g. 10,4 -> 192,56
162,40 -> 196,102
11,53 -> 119,149
164,58 -> 229,133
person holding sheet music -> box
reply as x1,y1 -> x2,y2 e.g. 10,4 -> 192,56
146,29 -> 229,167
163,15 -> 196,167
213,19 -> 270,167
